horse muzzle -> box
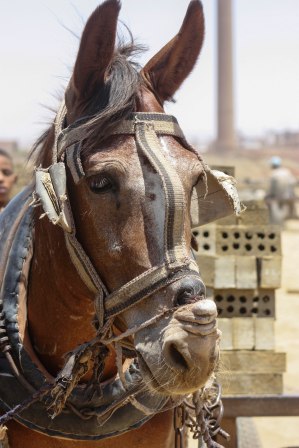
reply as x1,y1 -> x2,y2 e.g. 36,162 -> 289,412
135,277 -> 220,396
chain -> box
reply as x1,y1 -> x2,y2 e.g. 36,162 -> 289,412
175,381 -> 230,448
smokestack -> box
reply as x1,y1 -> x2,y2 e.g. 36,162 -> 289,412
216,0 -> 236,151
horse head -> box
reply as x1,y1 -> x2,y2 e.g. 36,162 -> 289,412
32,0 -> 221,400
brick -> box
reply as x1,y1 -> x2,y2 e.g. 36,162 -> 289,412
232,318 -> 255,350
218,373 -> 283,395
219,351 -> 286,373
239,209 -> 270,226
214,256 -> 236,288
239,200 -> 270,226
259,256 -> 282,289
195,254 -> 216,286
193,225 -> 216,254
215,288 -> 275,318
213,225 -> 282,256
235,256 -> 258,289
215,214 -> 238,226
217,317 -> 276,350
254,318 -> 275,350
195,255 -> 236,288
194,224 -> 281,256
215,226 -> 239,255
218,318 -> 233,350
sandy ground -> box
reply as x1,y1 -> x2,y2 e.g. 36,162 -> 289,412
189,220 -> 299,448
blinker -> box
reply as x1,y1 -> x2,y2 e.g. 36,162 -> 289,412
35,162 -> 73,233
191,169 -> 241,227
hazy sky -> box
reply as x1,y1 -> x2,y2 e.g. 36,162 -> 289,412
0,0 -> 299,147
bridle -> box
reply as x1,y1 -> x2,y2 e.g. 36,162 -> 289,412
32,103 -> 207,418
36,102 -> 203,334
0,102 -> 236,446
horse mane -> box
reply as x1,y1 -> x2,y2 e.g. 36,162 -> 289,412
30,38 -> 145,168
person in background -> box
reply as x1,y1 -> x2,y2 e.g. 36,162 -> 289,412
266,156 -> 297,224
0,148 -> 17,212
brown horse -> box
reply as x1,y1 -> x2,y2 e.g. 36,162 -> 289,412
1,1 -> 224,447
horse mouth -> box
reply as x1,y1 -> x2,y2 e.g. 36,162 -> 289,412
136,352 -> 171,395
135,326 -> 221,396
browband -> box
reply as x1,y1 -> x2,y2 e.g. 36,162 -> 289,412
58,112 -> 188,169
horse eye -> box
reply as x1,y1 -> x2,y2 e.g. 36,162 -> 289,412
89,175 -> 115,194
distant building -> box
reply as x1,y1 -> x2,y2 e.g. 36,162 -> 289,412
238,130 -> 299,151
271,131 -> 299,147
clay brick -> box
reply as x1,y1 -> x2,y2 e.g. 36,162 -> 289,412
239,209 -> 270,226
215,214 -> 238,226
220,351 -> 286,373
254,317 -> 275,350
214,256 -> 236,289
259,256 -> 282,289
193,225 -> 216,254
232,317 -> 255,350
218,318 -> 233,350
196,254 -> 215,286
195,254 -> 236,288
219,373 -> 283,395
214,288 -> 275,318
235,256 -> 258,289
213,225 -> 282,256
238,200 -> 270,226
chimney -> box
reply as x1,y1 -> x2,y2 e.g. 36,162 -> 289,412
215,0 -> 236,151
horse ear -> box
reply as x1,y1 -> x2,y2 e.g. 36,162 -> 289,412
72,0 -> 121,99
142,0 -> 205,103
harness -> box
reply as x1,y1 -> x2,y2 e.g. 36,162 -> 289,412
0,103 -> 239,444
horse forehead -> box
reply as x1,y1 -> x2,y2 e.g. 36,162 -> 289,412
84,137 -> 141,172
83,134 -> 199,184
160,136 -> 203,179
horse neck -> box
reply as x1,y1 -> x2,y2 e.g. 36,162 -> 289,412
27,215 -> 115,377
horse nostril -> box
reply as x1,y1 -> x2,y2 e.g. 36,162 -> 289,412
175,279 -> 206,306
163,340 -> 190,372
169,344 -> 189,371
176,288 -> 196,306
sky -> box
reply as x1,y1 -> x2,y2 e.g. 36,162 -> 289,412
0,0 -> 299,148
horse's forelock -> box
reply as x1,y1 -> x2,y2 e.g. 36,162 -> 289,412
30,41 -> 146,166
80,43 -> 144,154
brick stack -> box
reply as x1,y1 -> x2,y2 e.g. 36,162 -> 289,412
193,168 -> 286,395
